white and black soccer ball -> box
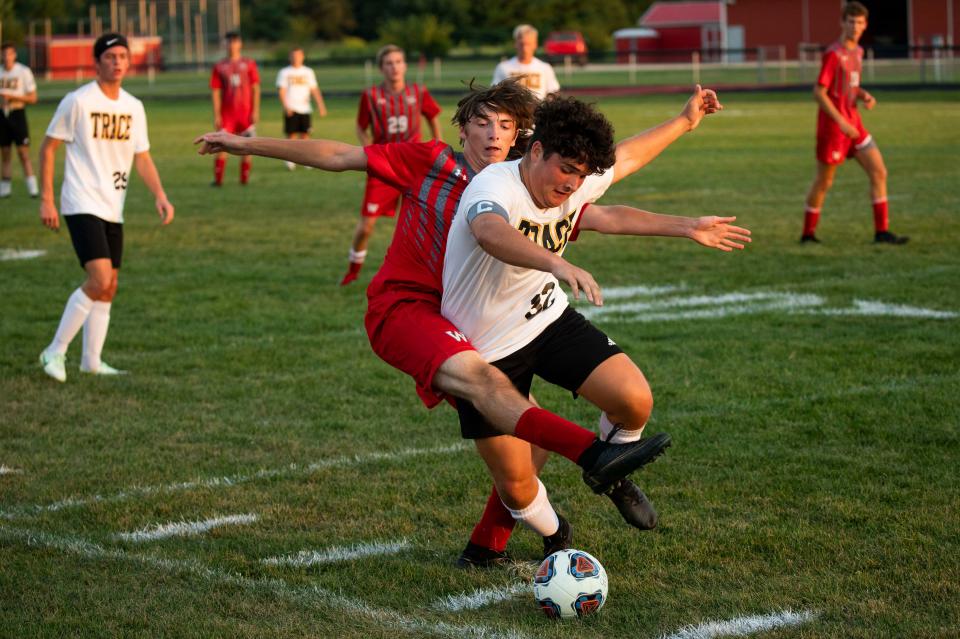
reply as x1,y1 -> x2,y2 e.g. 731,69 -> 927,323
532,548 -> 608,619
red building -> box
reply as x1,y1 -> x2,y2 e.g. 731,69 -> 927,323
28,36 -> 163,80
617,0 -> 958,61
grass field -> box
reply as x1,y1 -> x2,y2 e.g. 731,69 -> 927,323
1,85 -> 959,638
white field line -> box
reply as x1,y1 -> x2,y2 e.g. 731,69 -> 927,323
432,582 -> 528,612
116,513 -> 258,543
0,525 -> 529,639
0,442 -> 468,521
812,299 -> 959,319
0,465 -> 23,475
661,609 -> 818,639
0,248 -> 45,261
588,294 -> 824,323
263,539 -> 411,567
600,284 -> 686,300
581,291 -> 822,319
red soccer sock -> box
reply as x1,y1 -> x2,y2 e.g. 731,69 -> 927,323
803,206 -> 821,236
872,198 -> 889,232
240,159 -> 251,185
339,261 -> 363,286
513,407 -> 597,465
468,486 -> 517,552
213,157 -> 226,185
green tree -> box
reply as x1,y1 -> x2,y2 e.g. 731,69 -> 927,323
378,14 -> 453,59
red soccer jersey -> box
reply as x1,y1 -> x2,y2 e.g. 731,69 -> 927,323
357,84 -> 441,144
210,57 -> 260,121
364,140 -> 474,302
817,42 -> 863,121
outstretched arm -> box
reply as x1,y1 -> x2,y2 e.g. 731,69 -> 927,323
194,131 -> 367,171
470,212 -> 603,305
611,84 -> 722,184
579,204 -> 751,252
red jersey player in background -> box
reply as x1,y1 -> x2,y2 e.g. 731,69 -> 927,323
209,31 -> 260,187
802,1 -> 907,245
341,44 -> 443,286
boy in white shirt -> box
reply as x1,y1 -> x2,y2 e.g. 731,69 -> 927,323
492,25 -> 560,101
275,47 -> 327,170
0,42 -> 39,197
38,33 -> 174,382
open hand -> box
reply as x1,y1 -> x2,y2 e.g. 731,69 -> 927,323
551,259 -> 603,306
690,216 -> 752,251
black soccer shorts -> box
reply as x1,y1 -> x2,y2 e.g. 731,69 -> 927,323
456,306 -> 623,439
65,214 -> 124,269
0,108 -> 30,147
283,112 -> 311,135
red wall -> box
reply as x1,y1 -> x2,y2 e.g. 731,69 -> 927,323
911,0 -> 960,46
727,0 -> 843,59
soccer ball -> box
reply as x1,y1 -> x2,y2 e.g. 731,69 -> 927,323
533,549 -> 608,619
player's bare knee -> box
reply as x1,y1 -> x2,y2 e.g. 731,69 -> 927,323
496,475 -> 538,509
610,386 -> 653,430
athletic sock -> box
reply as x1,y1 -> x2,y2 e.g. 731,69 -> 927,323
0,179 -> 10,197
240,158 -> 251,184
803,206 -> 821,236
469,486 -> 517,552
504,479 -> 559,537
340,249 -> 367,286
47,288 -> 94,356
872,198 -> 889,233
81,301 -> 112,371
25,175 -> 39,197
599,412 -> 643,443
214,157 -> 226,185
513,407 -> 598,466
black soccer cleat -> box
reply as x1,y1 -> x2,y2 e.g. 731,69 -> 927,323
874,230 -> 909,245
542,514 -> 573,559
606,478 -> 658,530
581,432 -> 671,495
800,234 -> 821,244
456,541 -> 510,569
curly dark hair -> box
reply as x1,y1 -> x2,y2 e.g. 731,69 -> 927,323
529,96 -> 616,175
452,78 -> 537,141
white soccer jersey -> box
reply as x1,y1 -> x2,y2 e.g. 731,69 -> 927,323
0,62 -> 37,111
45,82 -> 150,224
491,57 -> 560,100
442,160 -> 614,361
276,65 -> 318,114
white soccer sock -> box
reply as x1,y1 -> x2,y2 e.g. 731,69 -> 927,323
504,479 -> 560,537
599,411 -> 644,443
25,175 -> 38,196
0,179 -> 10,197
47,288 -> 94,355
348,248 -> 367,264
81,301 -> 112,371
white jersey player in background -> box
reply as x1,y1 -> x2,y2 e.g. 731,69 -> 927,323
275,47 -> 327,170
38,33 -> 174,382
443,94 -> 751,560
492,24 -> 560,101
0,42 -> 39,198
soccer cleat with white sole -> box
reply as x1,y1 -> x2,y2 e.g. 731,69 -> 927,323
80,362 -> 128,376
39,351 -> 67,382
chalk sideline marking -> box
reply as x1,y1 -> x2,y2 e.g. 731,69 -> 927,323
0,465 -> 23,475
116,513 -> 258,543
661,609 -> 818,639
0,248 -> 45,261
0,442 -> 469,521
0,525 -> 529,639
263,539 -> 411,567
432,583 -> 528,612
579,288 -> 956,323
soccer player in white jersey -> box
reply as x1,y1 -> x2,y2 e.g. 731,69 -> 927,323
37,33 -> 174,382
492,25 -> 560,101
443,95 -> 751,562
0,42 -> 39,198
276,47 -> 327,170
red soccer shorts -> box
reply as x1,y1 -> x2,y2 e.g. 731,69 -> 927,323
365,293 -> 476,408
816,111 -> 871,165
360,175 -> 401,218
221,116 -> 255,136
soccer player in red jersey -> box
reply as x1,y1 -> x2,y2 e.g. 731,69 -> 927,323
195,80 -> 724,564
802,1 -> 907,245
209,31 -> 260,187
341,44 -> 443,286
